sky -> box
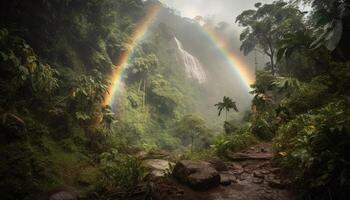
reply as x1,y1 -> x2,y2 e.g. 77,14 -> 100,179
159,0 -> 274,25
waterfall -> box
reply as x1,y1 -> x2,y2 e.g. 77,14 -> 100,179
174,37 -> 207,83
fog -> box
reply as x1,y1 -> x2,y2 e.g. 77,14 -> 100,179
159,0 -> 274,26
153,0 -> 274,121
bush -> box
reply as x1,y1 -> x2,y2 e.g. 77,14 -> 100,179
223,121 -> 238,134
251,111 -> 276,140
212,123 -> 257,155
286,79 -> 329,115
180,148 -> 216,161
273,101 -> 350,199
99,150 -> 145,191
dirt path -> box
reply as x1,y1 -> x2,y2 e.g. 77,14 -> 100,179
138,143 -> 299,200
208,143 -> 298,200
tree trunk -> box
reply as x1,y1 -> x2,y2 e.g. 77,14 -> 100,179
138,79 -> 142,92
266,38 -> 275,75
270,53 -> 275,75
142,78 -> 146,109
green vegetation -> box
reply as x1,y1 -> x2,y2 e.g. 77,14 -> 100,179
212,123 -> 257,155
99,150 -> 145,192
0,1 -> 222,199
1,0 -> 350,199
0,0 -> 149,199
236,1 -> 304,74
236,0 -> 350,199
274,101 -> 350,198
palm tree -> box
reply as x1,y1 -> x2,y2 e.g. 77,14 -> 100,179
215,96 -> 239,121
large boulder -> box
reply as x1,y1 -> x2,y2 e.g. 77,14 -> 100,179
173,160 -> 220,190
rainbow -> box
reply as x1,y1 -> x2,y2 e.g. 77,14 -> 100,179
103,4 -> 161,105
104,5 -> 254,106
201,25 -> 255,90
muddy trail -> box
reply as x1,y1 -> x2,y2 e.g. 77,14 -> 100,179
134,143 -> 300,200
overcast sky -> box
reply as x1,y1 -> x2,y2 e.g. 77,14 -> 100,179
159,0 -> 274,24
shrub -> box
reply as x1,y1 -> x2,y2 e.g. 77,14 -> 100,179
212,123 -> 257,155
286,80 -> 329,115
251,111 -> 276,140
99,150 -> 145,191
223,121 -> 238,134
180,148 -> 216,161
273,101 -> 350,199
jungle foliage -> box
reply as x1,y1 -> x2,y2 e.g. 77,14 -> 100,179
1,0 -> 350,199
0,0 -> 217,199
0,0 -> 151,199
237,0 -> 350,199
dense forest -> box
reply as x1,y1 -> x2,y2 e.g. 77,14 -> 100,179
0,0 -> 349,200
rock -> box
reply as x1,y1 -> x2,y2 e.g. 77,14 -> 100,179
238,173 -> 249,181
229,163 -> 244,174
253,171 -> 265,179
220,177 -> 231,186
261,170 -> 271,175
143,159 -> 173,177
267,179 -> 288,189
257,162 -> 270,169
49,191 -> 75,200
225,152 -> 272,161
173,160 -> 220,190
269,168 -> 281,174
177,189 -> 185,195
207,158 -> 228,171
253,178 -> 264,184
220,173 -> 236,186
146,150 -> 170,159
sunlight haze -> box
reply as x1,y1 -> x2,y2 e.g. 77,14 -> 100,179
159,0 -> 274,24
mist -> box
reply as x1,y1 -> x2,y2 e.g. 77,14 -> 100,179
159,0 -> 273,26
152,0 -> 273,122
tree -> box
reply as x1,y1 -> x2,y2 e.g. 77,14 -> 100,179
215,96 -> 239,121
297,0 -> 350,60
172,114 -> 211,152
129,50 -> 158,108
236,1 -> 305,75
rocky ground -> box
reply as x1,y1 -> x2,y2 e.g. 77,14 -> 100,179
138,143 -> 300,200
44,143 -> 300,200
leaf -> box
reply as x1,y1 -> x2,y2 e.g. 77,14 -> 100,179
325,20 -> 343,51
285,47 -> 294,58
277,47 -> 286,61
75,111 -> 91,121
0,51 -> 8,61
279,152 -> 287,156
